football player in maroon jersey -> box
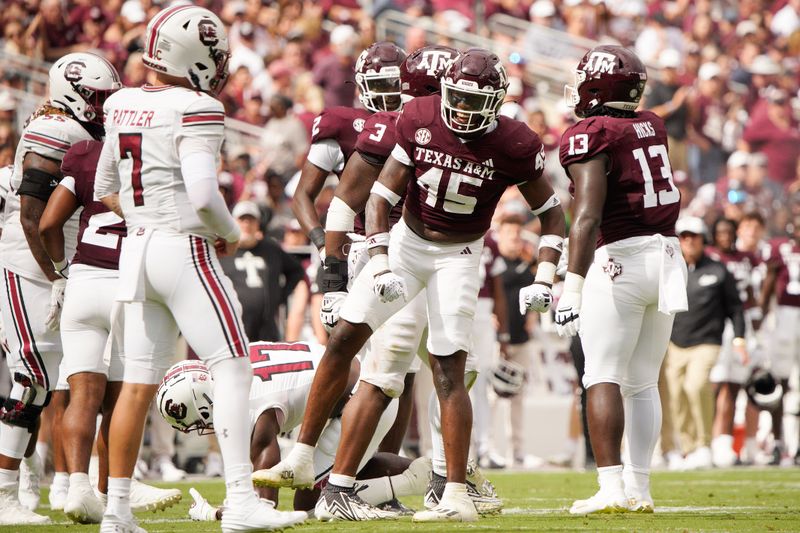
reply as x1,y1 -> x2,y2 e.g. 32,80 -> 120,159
319,45 -> 501,517
758,212 -> 800,466
256,48 -> 565,522
291,41 -> 406,256
556,45 -> 688,514
39,141 -> 182,523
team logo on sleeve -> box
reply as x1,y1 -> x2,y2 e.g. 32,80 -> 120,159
415,128 -> 431,145
353,118 -> 365,132
602,258 -> 622,280
64,61 -> 86,82
584,52 -> 616,74
198,19 -> 219,46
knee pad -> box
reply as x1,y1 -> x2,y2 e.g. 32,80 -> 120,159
0,373 -> 48,431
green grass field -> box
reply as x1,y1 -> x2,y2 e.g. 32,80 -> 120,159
7,468 -> 800,532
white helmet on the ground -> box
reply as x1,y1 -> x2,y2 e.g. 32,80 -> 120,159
156,360 -> 215,435
142,5 -> 230,95
49,52 -> 122,125
491,359 -> 525,398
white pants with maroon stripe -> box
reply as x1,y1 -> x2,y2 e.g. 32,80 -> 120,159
0,269 -> 60,392
120,231 -> 249,385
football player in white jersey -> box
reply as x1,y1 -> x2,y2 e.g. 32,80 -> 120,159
0,52 -> 120,525
157,341 -> 431,520
94,6 -> 306,532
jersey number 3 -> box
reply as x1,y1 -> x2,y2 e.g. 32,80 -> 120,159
632,144 -> 679,209
119,133 -> 144,207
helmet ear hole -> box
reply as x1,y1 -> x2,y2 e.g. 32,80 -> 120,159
195,62 -> 208,71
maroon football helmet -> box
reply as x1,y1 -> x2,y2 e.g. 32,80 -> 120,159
565,45 -> 647,118
355,41 -> 407,113
440,48 -> 508,136
400,45 -> 460,102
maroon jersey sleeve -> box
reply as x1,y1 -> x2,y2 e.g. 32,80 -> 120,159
560,111 -> 680,247
355,111 -> 399,164
62,140 -> 127,270
310,107 -> 372,164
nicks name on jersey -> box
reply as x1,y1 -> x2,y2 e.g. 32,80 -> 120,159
413,146 -> 496,181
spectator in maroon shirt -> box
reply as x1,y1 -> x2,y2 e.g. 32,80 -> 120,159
688,62 -> 728,184
742,87 -> 800,188
312,24 -> 358,109
36,0 -> 87,60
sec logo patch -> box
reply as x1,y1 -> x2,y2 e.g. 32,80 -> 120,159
415,128 -> 431,145
353,118 -> 365,132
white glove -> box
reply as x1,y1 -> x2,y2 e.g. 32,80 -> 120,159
189,487 -> 219,521
554,273 -> 584,338
518,282 -> 553,314
320,291 -> 348,333
45,278 -> 66,331
370,254 -> 406,303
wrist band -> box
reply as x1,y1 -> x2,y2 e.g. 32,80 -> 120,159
309,226 -> 325,250
563,272 -> 585,293
535,261 -> 556,285
366,232 -> 390,250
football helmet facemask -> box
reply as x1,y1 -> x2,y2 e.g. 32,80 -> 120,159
355,41 -> 407,113
400,45 -> 459,102
440,48 -> 508,136
156,360 -> 215,435
142,5 -> 230,95
491,358 -> 525,398
565,44 -> 647,118
49,52 -> 122,126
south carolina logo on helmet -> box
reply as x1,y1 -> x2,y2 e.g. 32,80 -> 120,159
355,41 -> 407,113
440,48 -> 508,136
400,45 -> 459,102
49,52 -> 122,126
142,5 -> 230,95
565,45 -> 647,118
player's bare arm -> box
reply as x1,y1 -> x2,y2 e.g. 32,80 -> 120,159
325,153 -> 379,262
291,160 -> 330,252
100,193 -> 124,219
566,156 -> 609,277
492,274 -> 510,357
19,153 -> 62,282
517,178 -> 567,272
250,409 -> 283,504
39,184 -> 79,276
758,260 -> 779,321
365,155 -> 412,258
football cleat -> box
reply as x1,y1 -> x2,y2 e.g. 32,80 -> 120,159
64,483 -> 105,524
252,459 -> 315,489
129,479 -> 182,512
628,497 -> 655,513
569,489 -> 632,515
425,470 -> 502,515
315,484 -> 398,521
222,498 -> 306,531
188,487 -> 219,521
377,498 -> 414,516
49,476 -> 69,511
0,486 -> 50,525
18,454 -> 42,511
99,513 -> 146,533
413,496 -> 477,522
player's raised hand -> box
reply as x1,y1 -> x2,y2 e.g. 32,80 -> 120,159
519,282 -> 553,314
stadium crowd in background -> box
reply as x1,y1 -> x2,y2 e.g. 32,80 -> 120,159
0,0 -> 799,491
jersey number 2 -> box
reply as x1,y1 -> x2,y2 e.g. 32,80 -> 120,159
632,144 -> 679,209
119,133 -> 144,207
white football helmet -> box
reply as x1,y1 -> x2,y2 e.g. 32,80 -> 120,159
49,52 -> 122,125
491,359 -> 525,398
156,361 -> 215,435
142,5 -> 230,95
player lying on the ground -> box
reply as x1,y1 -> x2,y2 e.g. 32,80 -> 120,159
157,340 -> 433,519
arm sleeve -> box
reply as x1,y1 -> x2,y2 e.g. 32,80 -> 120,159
722,267 -> 746,338
179,143 -> 240,242
94,137 -> 121,198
